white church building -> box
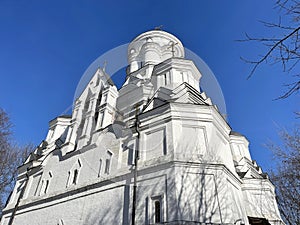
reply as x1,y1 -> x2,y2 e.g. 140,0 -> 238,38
1,30 -> 284,225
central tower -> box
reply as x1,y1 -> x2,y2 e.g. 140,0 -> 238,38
117,30 -> 204,122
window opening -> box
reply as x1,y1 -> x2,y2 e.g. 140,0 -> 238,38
97,92 -> 102,106
105,151 -> 113,174
95,111 -> 99,124
98,159 -> 102,177
105,158 -> 110,174
73,169 -> 78,184
154,200 -> 161,223
44,180 -> 49,194
164,74 -> 167,85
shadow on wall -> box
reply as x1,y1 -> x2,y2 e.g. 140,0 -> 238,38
81,139 -> 244,224
83,189 -> 126,225
169,151 -> 238,224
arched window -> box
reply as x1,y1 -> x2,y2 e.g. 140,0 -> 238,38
104,151 -> 113,175
39,171 -> 53,195
151,196 -> 163,224
154,200 -> 161,223
67,159 -> 82,187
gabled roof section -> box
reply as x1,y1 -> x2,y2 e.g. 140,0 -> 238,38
170,82 -> 211,104
76,67 -> 115,101
144,82 -> 211,112
101,69 -> 115,86
235,157 -> 268,179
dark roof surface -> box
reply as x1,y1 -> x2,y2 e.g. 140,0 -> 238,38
230,130 -> 244,137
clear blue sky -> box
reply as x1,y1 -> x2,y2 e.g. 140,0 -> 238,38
0,1 -> 298,172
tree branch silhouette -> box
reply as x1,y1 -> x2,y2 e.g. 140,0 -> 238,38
239,0 -> 300,99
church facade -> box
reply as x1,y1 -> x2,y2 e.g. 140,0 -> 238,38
1,30 -> 284,225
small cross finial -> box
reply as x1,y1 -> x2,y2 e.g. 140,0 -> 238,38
103,60 -> 107,72
154,25 -> 163,30
167,42 -> 178,57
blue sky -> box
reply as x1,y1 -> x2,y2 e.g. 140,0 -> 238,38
0,1 -> 298,171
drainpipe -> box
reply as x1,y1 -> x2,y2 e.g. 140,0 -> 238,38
131,105 -> 141,225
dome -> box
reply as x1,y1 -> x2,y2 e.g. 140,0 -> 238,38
127,30 -> 185,73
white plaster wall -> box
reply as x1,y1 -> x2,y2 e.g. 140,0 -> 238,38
242,179 -> 282,222
230,135 -> 252,163
173,165 -> 249,225
2,183 -> 125,225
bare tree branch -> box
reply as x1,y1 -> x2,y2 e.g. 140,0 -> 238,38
240,0 -> 300,99
0,108 -> 33,216
268,125 -> 300,225
245,25 -> 300,79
